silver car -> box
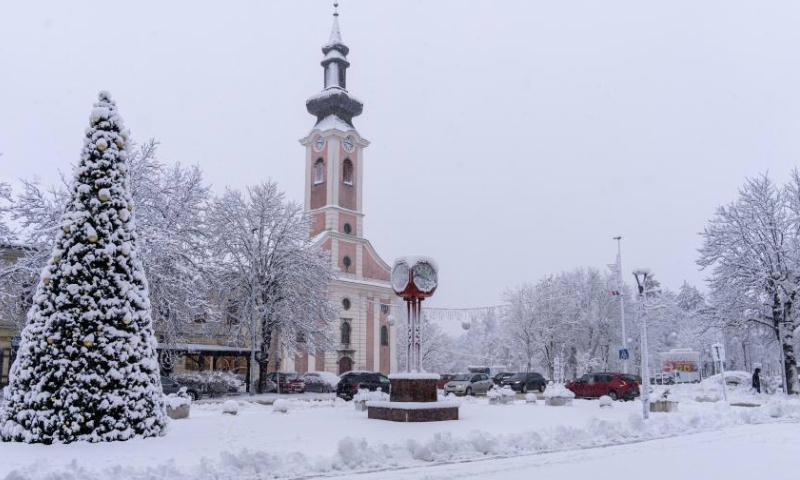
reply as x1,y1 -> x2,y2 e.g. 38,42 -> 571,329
444,373 -> 494,396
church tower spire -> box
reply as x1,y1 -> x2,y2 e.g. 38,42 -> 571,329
297,3 -> 396,377
306,2 -> 363,128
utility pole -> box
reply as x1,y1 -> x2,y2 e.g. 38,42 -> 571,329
614,236 -> 628,374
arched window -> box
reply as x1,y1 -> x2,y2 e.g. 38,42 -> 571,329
341,321 -> 351,345
313,159 -> 324,185
342,159 -> 354,185
342,255 -> 352,272
380,325 -> 389,346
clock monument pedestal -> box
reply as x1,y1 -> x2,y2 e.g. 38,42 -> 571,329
366,257 -> 459,422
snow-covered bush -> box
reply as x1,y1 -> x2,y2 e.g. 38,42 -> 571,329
173,371 -> 244,396
544,384 -> 575,399
525,393 -> 538,404
222,400 -> 239,416
599,395 -> 614,408
544,384 -> 574,406
352,389 -> 388,411
352,389 -> 389,402
650,388 -> 679,403
164,388 -> 192,420
488,386 -> 516,404
0,92 -> 167,443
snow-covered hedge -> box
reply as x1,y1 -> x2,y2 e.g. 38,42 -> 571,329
173,371 -> 244,395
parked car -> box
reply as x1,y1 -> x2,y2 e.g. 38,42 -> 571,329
650,372 -> 676,385
437,374 -> 456,389
492,372 -> 515,386
303,371 -> 340,393
502,372 -> 547,393
161,376 -> 201,401
266,372 -> 306,393
566,373 -> 640,401
336,371 -> 390,400
443,372 -> 494,396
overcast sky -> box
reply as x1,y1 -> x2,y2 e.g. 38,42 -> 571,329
2,1 -> 800,312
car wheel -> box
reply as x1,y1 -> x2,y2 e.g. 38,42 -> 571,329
522,384 -> 528,394
538,383 -> 545,393
187,390 -> 199,401
607,391 -> 618,401
466,387 -> 473,396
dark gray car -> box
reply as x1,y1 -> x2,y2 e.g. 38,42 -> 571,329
161,376 -> 201,400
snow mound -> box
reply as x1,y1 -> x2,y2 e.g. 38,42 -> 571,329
222,400 -> 239,415
599,395 -> 614,408
272,399 -> 289,413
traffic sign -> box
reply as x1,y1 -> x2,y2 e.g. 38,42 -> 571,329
619,348 -> 629,360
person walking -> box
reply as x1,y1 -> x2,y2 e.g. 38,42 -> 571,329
752,367 -> 761,394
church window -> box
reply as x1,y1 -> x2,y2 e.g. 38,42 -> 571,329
342,159 -> 354,185
313,159 -> 324,185
342,297 -> 351,311
380,325 -> 389,346
343,223 -> 352,235
341,320 -> 351,345
342,255 -> 352,272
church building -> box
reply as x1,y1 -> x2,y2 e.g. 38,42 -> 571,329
287,8 -> 396,375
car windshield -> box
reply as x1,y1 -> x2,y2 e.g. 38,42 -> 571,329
453,374 -> 471,381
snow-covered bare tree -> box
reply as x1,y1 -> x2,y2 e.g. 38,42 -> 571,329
502,284 -> 539,372
698,174 -> 799,394
0,179 -> 14,243
0,178 -> 71,330
208,182 -> 337,392
0,142 -> 214,367
126,141 -> 214,366
0,92 -> 167,443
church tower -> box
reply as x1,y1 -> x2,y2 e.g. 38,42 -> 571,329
296,4 -> 396,375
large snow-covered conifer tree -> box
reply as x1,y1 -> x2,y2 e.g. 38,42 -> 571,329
0,92 -> 167,443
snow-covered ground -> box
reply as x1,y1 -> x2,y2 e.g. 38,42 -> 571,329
354,422 -> 800,480
1,385 -> 798,479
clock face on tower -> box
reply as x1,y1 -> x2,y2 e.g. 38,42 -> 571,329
314,135 -> 325,152
343,136 -> 355,152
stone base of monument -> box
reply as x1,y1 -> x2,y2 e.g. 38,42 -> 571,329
366,373 -> 459,422
367,400 -> 459,422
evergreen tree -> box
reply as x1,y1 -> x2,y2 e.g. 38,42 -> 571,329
0,92 -> 167,443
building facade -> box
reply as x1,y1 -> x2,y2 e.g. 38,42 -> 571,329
285,11 -> 396,376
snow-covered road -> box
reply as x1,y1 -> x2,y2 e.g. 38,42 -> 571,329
349,422 -> 800,480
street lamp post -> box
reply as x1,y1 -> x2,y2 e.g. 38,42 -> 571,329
633,268 -> 663,421
614,237 -> 628,374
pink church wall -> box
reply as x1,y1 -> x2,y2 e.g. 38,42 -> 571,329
338,146 -> 357,210
363,249 -> 390,281
310,154 -> 327,210
338,240 -> 356,274
311,212 -> 326,236
339,212 -> 357,235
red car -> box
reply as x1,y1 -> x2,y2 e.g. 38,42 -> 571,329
437,374 -> 456,389
267,372 -> 306,393
566,372 -> 639,401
